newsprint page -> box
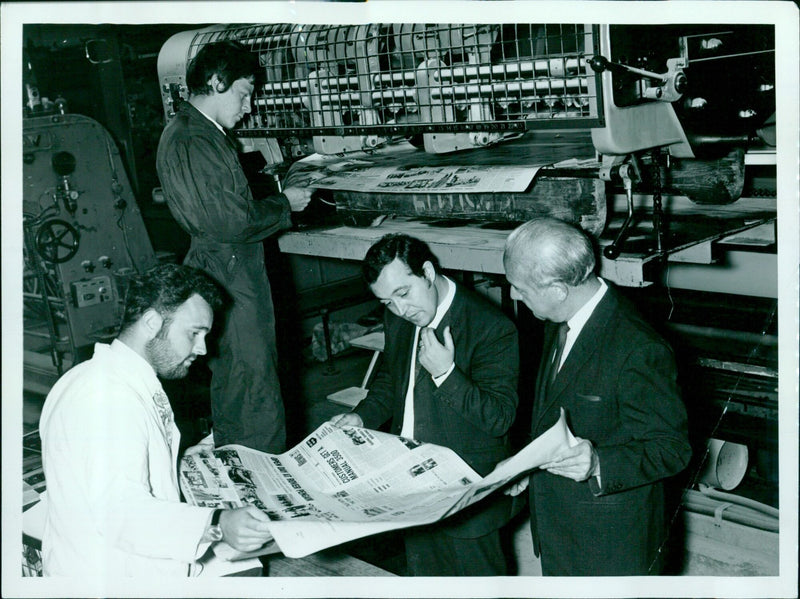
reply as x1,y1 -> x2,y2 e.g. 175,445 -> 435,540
181,412 -> 575,559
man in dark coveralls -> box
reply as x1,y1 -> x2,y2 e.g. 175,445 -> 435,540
502,217 -> 691,575
330,234 -> 519,576
156,42 -> 313,453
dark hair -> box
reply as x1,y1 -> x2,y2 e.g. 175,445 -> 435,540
120,264 -> 224,333
362,233 -> 440,284
186,41 -> 259,96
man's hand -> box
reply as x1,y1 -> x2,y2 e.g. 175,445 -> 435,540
504,475 -> 530,496
539,437 -> 600,482
183,432 -> 214,457
218,506 -> 273,553
418,326 -> 455,378
495,455 -> 530,496
283,186 -> 314,212
329,412 -> 364,428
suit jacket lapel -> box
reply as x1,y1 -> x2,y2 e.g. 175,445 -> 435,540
532,322 -> 560,432
532,289 -> 620,433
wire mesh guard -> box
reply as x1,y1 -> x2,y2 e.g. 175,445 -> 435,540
189,23 -> 600,139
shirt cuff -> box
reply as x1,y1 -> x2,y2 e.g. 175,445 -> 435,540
588,453 -> 603,495
432,363 -> 455,387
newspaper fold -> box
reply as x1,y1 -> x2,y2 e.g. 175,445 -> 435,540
180,408 -> 576,559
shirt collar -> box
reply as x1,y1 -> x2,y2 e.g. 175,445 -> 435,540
193,104 -> 226,134
426,275 -> 455,330
566,277 -> 607,337
107,338 -> 160,385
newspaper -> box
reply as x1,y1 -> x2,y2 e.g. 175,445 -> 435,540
282,141 -> 540,194
180,409 -> 577,559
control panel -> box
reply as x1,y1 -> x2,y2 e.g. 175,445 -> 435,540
23,113 -> 157,361
70,276 -> 113,308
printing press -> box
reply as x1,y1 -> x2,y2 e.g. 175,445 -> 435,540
156,19 -> 778,460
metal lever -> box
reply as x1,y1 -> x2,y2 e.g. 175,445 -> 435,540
588,55 -> 668,81
588,55 -> 687,102
603,163 -> 636,260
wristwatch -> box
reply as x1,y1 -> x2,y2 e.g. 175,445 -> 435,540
207,508 -> 224,542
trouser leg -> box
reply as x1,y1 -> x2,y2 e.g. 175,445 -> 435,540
209,265 -> 286,453
404,527 -> 506,576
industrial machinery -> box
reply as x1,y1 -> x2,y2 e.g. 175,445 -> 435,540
23,109 -> 157,383
157,22 -> 775,257
155,24 -> 781,574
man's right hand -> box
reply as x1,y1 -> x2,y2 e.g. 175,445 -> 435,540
218,506 -> 273,553
283,186 -> 314,212
329,413 -> 364,428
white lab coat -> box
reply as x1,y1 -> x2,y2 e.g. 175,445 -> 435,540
40,340 -> 213,577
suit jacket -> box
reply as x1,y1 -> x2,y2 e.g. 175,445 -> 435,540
355,281 -> 519,538
529,285 -> 691,575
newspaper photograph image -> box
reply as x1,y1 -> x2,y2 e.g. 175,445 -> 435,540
180,409 -> 577,559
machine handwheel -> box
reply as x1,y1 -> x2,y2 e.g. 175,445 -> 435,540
35,219 -> 80,263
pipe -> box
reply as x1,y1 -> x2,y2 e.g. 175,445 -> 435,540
682,489 -> 779,532
698,484 -> 779,519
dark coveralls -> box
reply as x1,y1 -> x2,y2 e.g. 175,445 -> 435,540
156,101 -> 292,453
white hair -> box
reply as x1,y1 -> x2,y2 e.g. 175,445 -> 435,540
503,217 -> 595,289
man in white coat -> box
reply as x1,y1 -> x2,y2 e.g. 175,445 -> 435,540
40,264 -> 273,577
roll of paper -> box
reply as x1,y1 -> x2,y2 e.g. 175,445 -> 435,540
699,438 -> 749,490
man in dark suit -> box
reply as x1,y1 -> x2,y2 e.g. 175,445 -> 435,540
331,233 -> 519,576
502,217 -> 691,576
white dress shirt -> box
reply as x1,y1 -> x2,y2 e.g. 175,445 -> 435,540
559,278 -> 608,371
400,276 -> 456,439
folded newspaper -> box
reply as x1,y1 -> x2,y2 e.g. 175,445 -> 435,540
180,409 -> 577,559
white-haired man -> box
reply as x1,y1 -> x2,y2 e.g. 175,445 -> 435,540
502,217 -> 691,576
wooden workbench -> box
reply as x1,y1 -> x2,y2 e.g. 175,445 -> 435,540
279,195 -> 776,288
282,217 -> 510,274
268,549 -> 396,576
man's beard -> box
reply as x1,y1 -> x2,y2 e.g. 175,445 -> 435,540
145,334 -> 192,380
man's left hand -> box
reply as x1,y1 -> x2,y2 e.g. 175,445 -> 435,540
418,326 -> 454,378
283,186 -> 314,212
219,506 -> 273,553
540,437 -> 600,482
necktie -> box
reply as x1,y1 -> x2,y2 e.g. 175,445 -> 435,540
536,321 -> 569,403
547,322 -> 570,388
414,327 -> 426,381
533,322 -> 569,433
